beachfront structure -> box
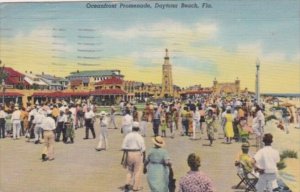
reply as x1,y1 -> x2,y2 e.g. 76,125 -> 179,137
124,81 -> 162,101
212,78 -> 240,96
37,72 -> 69,90
66,69 -> 124,82
160,49 -> 174,98
24,71 -> 49,90
3,67 -> 27,89
180,84 -> 213,99
66,69 -> 124,91
92,76 -> 127,105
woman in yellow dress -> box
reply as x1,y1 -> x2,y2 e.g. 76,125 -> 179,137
224,107 -> 234,143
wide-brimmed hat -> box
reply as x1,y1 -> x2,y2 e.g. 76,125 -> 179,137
152,136 -> 165,147
100,111 -> 107,116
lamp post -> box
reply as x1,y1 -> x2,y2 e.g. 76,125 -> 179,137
0,60 -> 5,105
255,58 -> 261,106
2,79 -> 5,105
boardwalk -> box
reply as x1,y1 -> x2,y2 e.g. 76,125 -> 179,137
0,115 -> 299,192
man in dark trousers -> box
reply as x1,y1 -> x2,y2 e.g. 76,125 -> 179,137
55,110 -> 67,142
83,107 -> 95,139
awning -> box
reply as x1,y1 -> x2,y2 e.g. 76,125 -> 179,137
0,92 -> 23,97
91,89 -> 126,96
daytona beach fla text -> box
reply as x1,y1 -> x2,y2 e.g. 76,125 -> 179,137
86,3 -> 212,9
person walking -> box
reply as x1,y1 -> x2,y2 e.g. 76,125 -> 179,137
41,111 -> 56,161
121,122 -> 145,191
140,110 -> 148,137
122,109 -> 133,135
65,111 -> 75,144
27,105 -> 37,141
152,106 -> 161,137
192,106 -> 200,140
181,106 -> 189,136
0,106 -> 7,139
95,111 -> 108,151
281,107 -> 290,134
33,109 -> 45,144
11,106 -> 22,140
144,136 -> 171,192
205,109 -> 216,146
179,153 -> 215,192
108,105 -> 117,129
224,106 -> 234,144
21,107 -> 29,138
253,133 -> 280,192
255,104 -> 265,149
83,107 -> 96,139
55,110 -> 67,142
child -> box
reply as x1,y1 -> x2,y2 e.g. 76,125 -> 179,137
160,119 -> 167,137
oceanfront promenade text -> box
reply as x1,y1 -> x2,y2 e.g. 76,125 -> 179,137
86,2 -> 213,9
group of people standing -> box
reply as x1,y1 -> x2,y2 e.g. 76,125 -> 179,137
1,94 -> 297,192
121,121 -> 215,192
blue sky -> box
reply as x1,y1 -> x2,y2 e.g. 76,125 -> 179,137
0,0 -> 299,93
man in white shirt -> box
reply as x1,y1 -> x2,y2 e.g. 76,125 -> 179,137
33,110 -> 45,144
41,111 -> 56,161
108,105 -> 117,129
192,107 -> 200,139
253,133 -> 280,192
0,106 -> 8,138
83,107 -> 95,139
11,106 -> 21,140
121,122 -> 145,191
121,109 -> 133,135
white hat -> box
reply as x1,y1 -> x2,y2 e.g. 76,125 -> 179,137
226,106 -> 231,111
100,111 -> 107,116
133,121 -> 139,128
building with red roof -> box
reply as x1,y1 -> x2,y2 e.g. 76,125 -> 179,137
3,67 -> 27,89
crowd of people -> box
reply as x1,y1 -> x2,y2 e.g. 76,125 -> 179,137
0,94 -> 299,192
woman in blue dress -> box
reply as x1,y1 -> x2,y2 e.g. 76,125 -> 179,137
144,136 -> 171,192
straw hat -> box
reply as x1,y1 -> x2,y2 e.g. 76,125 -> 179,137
152,136 -> 165,147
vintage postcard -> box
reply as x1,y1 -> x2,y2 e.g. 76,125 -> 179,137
0,0 -> 299,192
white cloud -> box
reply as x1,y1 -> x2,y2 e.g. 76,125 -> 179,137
102,20 -> 219,42
8,27 -> 74,53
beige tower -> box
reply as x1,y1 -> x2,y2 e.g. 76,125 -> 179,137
160,49 -> 173,98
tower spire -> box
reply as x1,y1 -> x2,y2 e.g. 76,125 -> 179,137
161,48 -> 173,98
164,48 -> 169,60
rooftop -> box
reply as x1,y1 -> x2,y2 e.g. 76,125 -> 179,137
94,77 -> 123,85
3,67 -> 24,77
67,70 -> 123,78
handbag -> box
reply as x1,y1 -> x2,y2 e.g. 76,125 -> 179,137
168,166 -> 176,192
